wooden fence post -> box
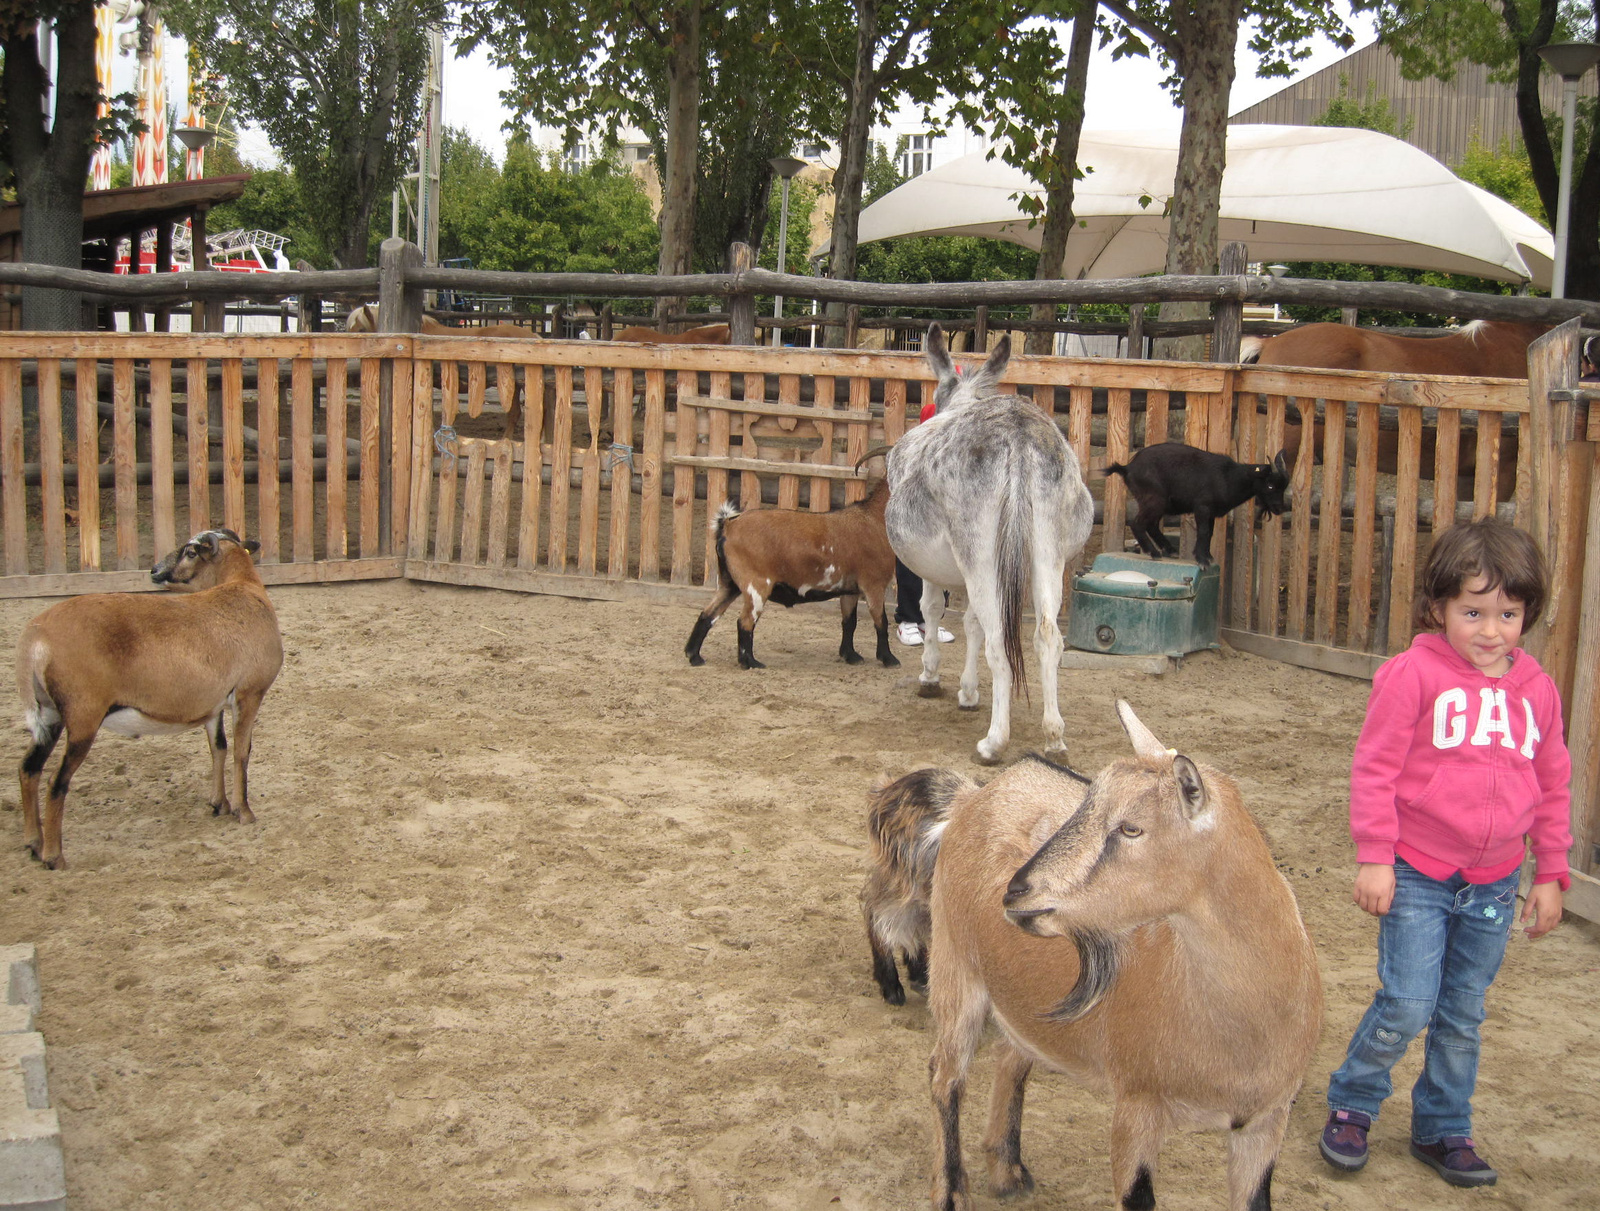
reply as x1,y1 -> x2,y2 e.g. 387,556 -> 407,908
1126,304 -> 1146,359
1211,242 -> 1247,363
377,238 -> 424,552
727,242 -> 756,345
295,260 -> 323,333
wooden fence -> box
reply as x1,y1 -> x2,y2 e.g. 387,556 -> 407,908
1,327 -> 1596,917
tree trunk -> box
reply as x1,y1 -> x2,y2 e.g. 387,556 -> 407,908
1568,133 -> 1600,300
1156,0 -> 1241,360
1510,1 -> 1562,228
823,0 -> 881,348
6,5 -> 101,331
1026,5 -> 1096,356
656,1 -> 703,325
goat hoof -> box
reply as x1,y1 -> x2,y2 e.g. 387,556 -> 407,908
41,854 -> 64,871
211,802 -> 225,817
879,982 -> 906,1007
686,654 -> 705,667
974,745 -> 1005,766
958,701 -> 980,712
237,807 -> 256,825
990,1162 -> 1035,1199
880,655 -> 901,668
842,650 -> 864,665
739,659 -> 767,670
916,681 -> 944,699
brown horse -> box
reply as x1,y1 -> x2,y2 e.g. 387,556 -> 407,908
1241,319 -> 1547,378
1242,320 -> 1548,502
611,323 -> 731,345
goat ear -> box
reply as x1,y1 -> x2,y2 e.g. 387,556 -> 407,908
1172,755 -> 1208,819
244,539 -> 262,556
925,323 -> 952,378
1115,699 -> 1167,759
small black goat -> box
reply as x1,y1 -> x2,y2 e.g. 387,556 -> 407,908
1106,442 -> 1289,567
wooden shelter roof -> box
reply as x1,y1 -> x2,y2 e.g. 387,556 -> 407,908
0,174 -> 251,241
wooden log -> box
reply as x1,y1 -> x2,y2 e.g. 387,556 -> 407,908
1212,242 -> 1247,362
728,242 -> 756,346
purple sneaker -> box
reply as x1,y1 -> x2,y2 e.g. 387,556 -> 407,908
1410,1137 -> 1498,1187
1320,1109 -> 1371,1172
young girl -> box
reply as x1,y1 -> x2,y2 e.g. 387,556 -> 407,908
1320,517 -> 1571,1188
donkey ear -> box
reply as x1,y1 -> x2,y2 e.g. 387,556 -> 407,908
970,333 -> 1012,393
1172,755 -> 1208,820
1115,699 -> 1167,759
925,323 -> 952,378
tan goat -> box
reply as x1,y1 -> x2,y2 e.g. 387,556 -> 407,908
865,700 -> 1322,1211
683,480 -> 898,670
14,529 -> 284,869
345,304 -> 542,437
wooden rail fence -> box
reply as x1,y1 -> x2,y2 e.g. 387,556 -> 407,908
1,327 -> 1595,916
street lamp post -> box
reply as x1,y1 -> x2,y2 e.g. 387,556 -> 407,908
1536,42 -> 1600,298
768,156 -> 809,348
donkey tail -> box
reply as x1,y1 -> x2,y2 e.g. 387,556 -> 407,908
995,475 -> 1030,693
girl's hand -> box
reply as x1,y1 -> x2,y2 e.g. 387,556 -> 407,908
1353,863 -> 1395,916
1522,882 -> 1564,939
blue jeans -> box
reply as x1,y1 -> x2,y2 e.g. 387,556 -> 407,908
1326,858 -> 1518,1143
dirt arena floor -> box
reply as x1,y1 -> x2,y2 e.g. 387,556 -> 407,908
2,579 -> 1596,1210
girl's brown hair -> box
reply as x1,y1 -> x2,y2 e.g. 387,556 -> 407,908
1413,518 -> 1548,631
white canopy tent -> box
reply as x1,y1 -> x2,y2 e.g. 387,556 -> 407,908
850,125 -> 1555,290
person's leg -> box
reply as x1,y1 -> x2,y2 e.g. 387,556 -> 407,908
1326,861 -> 1453,1121
1409,869 -> 1517,1145
895,560 -> 924,626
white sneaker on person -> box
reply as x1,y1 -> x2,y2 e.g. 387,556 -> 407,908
898,622 -> 957,645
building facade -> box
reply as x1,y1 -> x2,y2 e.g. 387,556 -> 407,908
1230,39 -> 1597,168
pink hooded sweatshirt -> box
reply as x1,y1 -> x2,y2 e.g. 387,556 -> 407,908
1350,632 -> 1572,889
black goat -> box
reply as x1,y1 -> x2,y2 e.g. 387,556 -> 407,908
1105,442 -> 1289,567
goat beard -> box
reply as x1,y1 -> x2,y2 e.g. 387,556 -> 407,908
1041,928 -> 1122,1024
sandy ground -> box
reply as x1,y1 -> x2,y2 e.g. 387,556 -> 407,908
1,579 -> 1597,1211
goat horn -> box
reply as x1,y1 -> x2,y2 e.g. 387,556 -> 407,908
854,446 -> 892,472
1115,699 -> 1167,760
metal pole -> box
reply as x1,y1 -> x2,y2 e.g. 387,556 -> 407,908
773,175 -> 791,348
1553,74 -> 1579,299
1538,43 -> 1600,296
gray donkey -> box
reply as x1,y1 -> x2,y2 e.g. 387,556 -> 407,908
886,325 -> 1094,764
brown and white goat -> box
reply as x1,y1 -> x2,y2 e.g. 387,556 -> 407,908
865,701 -> 1322,1211
14,529 -> 284,869
861,766 -> 978,1004
684,480 -> 899,670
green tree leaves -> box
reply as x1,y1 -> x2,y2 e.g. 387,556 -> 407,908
164,0 -> 446,269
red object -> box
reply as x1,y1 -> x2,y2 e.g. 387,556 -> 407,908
920,402 -> 936,423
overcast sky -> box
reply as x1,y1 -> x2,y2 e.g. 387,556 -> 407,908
122,10 -> 1376,170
